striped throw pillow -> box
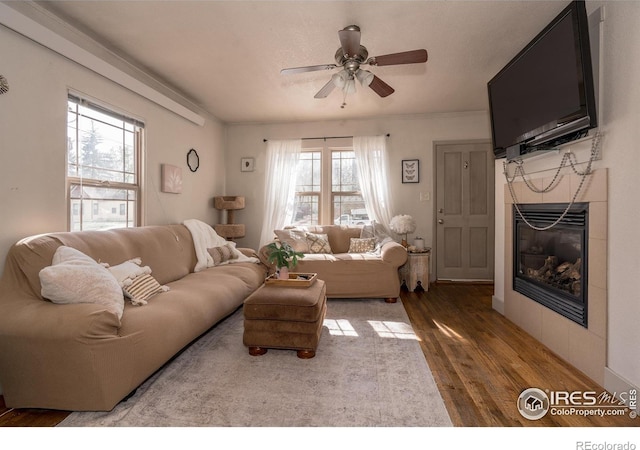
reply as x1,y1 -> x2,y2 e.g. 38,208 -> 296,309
207,243 -> 238,265
123,273 -> 168,306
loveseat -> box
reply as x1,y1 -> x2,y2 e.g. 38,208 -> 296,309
0,222 -> 266,411
259,224 -> 407,302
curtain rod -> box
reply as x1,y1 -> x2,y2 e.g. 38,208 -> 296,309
263,133 -> 389,143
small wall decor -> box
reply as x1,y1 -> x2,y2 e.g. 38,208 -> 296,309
241,157 -> 254,172
161,164 -> 183,194
402,159 -> 419,183
187,148 -> 199,172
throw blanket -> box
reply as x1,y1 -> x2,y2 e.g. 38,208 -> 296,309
182,219 -> 259,272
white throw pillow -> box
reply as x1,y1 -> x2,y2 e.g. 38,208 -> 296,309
39,246 -> 125,320
107,257 -> 152,287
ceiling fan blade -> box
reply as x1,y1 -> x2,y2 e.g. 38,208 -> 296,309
369,75 -> 395,98
314,79 -> 336,99
370,49 -> 428,66
281,64 -> 337,75
338,27 -> 361,57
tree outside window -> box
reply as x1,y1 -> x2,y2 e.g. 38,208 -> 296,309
67,94 -> 143,231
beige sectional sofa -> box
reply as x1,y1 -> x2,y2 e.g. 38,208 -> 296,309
259,225 -> 407,301
0,224 -> 266,411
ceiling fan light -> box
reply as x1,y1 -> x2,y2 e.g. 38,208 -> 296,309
356,69 -> 374,87
332,71 -> 346,88
344,78 -> 357,95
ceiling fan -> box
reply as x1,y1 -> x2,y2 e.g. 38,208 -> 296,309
281,25 -> 428,106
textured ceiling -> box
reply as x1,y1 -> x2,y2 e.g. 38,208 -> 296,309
35,0 -> 573,124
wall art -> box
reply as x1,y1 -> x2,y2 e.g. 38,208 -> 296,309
241,157 -> 254,172
161,164 -> 183,194
402,159 -> 419,183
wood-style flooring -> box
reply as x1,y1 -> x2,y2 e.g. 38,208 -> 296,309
1,282 -> 637,427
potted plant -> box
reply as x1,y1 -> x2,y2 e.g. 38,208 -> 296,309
265,240 -> 305,279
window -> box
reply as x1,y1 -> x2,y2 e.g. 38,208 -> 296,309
292,142 -> 369,227
67,94 -> 143,231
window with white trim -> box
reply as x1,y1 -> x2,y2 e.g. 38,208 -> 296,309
67,94 -> 143,231
292,142 -> 369,227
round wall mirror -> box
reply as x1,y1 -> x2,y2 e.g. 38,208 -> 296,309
187,148 -> 199,172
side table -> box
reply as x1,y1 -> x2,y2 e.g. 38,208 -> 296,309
399,249 -> 431,292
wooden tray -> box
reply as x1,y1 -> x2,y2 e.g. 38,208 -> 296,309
265,272 -> 317,288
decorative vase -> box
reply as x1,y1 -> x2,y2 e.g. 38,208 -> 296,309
278,266 -> 289,280
401,237 -> 408,248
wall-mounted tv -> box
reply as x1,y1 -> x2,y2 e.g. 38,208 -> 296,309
488,0 -> 597,160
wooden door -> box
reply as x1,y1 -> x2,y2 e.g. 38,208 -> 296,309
435,141 -> 494,281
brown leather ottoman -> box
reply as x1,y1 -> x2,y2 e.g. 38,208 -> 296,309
243,279 -> 326,359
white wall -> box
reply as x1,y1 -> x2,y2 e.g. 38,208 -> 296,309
0,25 -> 226,277
596,0 -> 640,393
225,112 -> 491,272
493,1 -> 640,392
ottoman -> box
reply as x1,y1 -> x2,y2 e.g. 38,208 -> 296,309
243,279 -> 327,359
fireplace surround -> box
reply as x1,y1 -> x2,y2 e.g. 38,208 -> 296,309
503,169 -> 607,385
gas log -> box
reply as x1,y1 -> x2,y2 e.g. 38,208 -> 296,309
527,256 -> 582,296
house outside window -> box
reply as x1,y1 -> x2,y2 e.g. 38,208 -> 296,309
67,93 -> 143,231
292,141 -> 369,226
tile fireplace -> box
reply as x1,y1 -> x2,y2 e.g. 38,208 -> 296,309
503,169 -> 607,384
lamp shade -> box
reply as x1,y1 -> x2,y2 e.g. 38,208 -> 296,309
331,71 -> 346,89
356,69 -> 374,87
344,78 -> 357,95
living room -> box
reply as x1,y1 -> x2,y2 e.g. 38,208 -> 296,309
0,0 -> 639,444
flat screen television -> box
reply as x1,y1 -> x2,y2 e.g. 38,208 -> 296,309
488,0 -> 597,160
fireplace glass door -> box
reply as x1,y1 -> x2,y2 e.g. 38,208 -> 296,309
513,203 -> 588,327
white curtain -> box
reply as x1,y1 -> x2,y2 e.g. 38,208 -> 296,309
259,139 -> 302,246
353,135 -> 394,234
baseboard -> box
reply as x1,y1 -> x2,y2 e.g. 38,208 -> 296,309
604,367 -> 639,406
492,295 -> 505,315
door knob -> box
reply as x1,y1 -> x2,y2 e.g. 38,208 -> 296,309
438,219 -> 444,224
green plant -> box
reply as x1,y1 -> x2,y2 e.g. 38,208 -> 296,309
265,240 -> 305,269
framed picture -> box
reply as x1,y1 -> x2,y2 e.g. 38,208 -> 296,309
161,164 -> 182,194
241,157 -> 254,172
402,159 -> 419,183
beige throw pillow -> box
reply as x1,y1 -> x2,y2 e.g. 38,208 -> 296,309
207,243 -> 238,265
306,232 -> 332,254
348,237 -> 377,253
123,273 -> 169,306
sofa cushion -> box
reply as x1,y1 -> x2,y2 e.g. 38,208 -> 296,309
306,233 -> 332,254
306,225 -> 362,253
348,237 -> 376,253
39,246 -> 124,319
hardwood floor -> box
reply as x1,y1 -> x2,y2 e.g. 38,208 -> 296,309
402,283 -> 637,427
1,282 -> 637,427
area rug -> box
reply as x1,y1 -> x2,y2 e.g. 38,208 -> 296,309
58,299 -> 452,427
